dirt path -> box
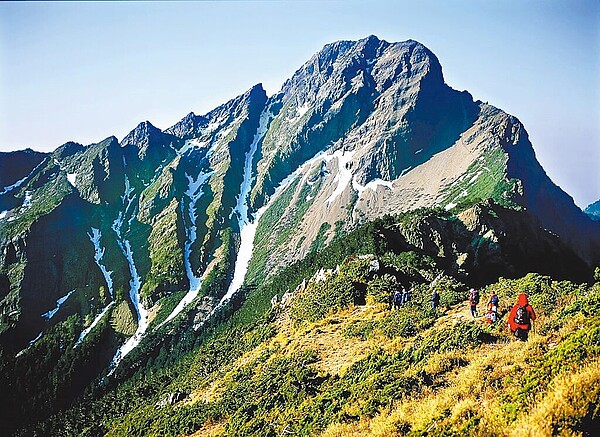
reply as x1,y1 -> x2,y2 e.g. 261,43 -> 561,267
434,300 -> 491,330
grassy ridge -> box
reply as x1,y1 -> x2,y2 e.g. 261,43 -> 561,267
15,207 -> 600,436
33,260 -> 600,436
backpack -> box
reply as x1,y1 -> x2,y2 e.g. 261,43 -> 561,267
514,305 -> 530,325
394,292 -> 403,305
470,290 -> 480,305
486,310 -> 497,324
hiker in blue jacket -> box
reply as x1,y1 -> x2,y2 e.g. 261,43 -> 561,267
431,289 -> 440,310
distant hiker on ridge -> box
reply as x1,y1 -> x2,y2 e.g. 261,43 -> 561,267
508,293 -> 536,341
392,288 -> 403,310
468,288 -> 480,318
403,285 -> 412,304
486,290 -> 499,324
431,289 -> 440,310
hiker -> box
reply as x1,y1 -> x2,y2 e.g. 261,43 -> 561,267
402,286 -> 412,304
392,288 -> 404,310
468,288 -> 480,318
508,293 -> 536,341
431,289 -> 440,310
486,291 -> 499,324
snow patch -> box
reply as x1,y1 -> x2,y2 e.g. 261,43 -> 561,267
42,289 -> 75,319
325,150 -> 355,204
199,172 -> 292,329
67,173 -> 77,187
107,175 -> 149,371
468,171 -> 482,184
15,331 -> 45,357
297,104 -> 309,118
22,191 -> 33,209
400,166 -> 413,177
222,107 -> 274,304
29,332 -> 43,347
0,158 -> 47,196
88,228 -> 114,299
0,176 -> 29,196
75,302 -> 115,346
288,102 -> 310,124
352,177 -> 393,197
158,170 -> 214,328
108,239 -> 146,371
330,99 -> 343,111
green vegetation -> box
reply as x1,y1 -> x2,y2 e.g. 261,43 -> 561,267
141,199 -> 185,299
4,202 -> 598,436
246,178 -> 301,284
309,222 -> 332,254
366,273 -> 399,304
441,146 -> 520,210
31,267 -> 600,436
290,256 -> 371,323
0,174 -> 71,238
200,227 -> 235,298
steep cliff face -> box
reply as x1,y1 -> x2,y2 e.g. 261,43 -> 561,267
244,37 -> 599,281
250,36 -> 478,209
0,149 -> 48,192
586,200 -> 600,221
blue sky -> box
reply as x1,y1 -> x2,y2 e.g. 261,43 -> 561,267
1,0 -> 598,207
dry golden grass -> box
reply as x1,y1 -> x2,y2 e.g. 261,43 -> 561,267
319,309 -> 599,437
511,359 -> 600,437
190,303 -> 386,406
188,291 -> 598,437
188,420 -> 226,437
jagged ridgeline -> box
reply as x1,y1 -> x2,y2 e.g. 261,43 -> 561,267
1,36 -> 599,434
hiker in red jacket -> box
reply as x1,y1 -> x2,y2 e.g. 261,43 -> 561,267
508,293 -> 536,341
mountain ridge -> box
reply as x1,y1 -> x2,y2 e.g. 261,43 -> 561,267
0,35 -> 599,434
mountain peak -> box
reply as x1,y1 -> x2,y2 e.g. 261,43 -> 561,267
585,199 -> 600,221
135,120 -> 160,134
166,84 -> 267,140
54,141 -> 85,159
121,120 -> 164,148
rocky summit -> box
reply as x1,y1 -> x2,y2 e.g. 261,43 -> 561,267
1,36 -> 599,435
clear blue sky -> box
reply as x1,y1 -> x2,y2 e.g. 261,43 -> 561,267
1,0 -> 598,208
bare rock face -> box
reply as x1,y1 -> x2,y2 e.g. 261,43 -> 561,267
585,200 -> 600,221
244,36 -> 599,277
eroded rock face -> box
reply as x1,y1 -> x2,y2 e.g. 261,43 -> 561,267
243,37 -> 599,279
585,200 -> 600,221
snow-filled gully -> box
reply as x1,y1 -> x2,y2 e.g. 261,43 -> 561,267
73,228 -> 117,347
205,107 -> 273,317
0,158 -> 48,196
107,175 -> 148,372
42,289 -> 76,320
157,170 -> 213,328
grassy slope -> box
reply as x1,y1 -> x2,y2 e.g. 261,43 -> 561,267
95,268 -> 599,437
25,208 -> 599,436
